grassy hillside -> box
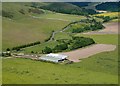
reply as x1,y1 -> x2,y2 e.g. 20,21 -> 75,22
2,17 -> 69,50
2,2 -> 85,51
40,2 -> 90,15
3,34 -> 118,84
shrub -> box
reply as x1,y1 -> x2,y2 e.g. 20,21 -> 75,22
42,47 -> 52,54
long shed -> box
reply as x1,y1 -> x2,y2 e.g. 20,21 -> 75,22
39,53 -> 68,63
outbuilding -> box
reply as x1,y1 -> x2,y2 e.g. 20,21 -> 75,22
39,53 -> 68,63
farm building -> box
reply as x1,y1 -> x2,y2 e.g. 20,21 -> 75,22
39,53 -> 68,63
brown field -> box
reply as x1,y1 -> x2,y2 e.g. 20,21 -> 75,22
60,44 -> 116,62
83,22 -> 118,34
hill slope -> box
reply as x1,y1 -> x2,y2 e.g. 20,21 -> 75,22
2,2 -> 85,51
40,2 -> 89,15
95,2 -> 120,12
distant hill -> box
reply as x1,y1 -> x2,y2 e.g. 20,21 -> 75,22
69,2 -> 91,7
39,2 -> 97,15
95,2 -> 120,12
2,2 -> 45,19
40,2 -> 86,15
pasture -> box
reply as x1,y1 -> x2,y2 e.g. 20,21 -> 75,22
2,33 -> 118,84
2,17 -> 69,50
31,12 -> 86,22
2,2 -> 86,51
2,52 -> 118,84
2,2 -> 118,84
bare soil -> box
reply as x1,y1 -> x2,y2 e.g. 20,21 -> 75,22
60,44 -> 116,62
83,22 -> 118,34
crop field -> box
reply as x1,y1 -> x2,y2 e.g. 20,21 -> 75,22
95,12 -> 119,17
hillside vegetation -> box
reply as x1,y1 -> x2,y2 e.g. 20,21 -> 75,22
2,2 -> 85,51
96,2 -> 120,12
40,2 -> 97,15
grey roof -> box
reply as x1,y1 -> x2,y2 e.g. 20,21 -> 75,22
39,53 -> 68,63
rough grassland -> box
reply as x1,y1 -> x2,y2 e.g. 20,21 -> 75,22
32,12 -> 86,22
2,3 -> 85,51
2,34 -> 118,84
2,17 -> 69,50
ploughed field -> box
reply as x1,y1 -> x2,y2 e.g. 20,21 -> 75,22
60,44 -> 116,62
82,22 -> 118,34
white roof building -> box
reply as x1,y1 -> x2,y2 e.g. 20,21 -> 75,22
39,53 -> 68,63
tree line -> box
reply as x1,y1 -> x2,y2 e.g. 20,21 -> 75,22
6,41 -> 41,51
42,36 -> 95,54
72,22 -> 104,33
95,16 -> 118,23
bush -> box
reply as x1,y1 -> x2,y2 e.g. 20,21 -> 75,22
69,37 -> 95,50
12,41 -> 41,51
53,43 -> 68,52
19,9 -> 25,15
42,47 -> 52,54
2,10 -> 13,18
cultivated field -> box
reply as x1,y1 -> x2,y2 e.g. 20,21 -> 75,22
95,12 -> 119,17
60,44 -> 116,62
82,22 -> 118,34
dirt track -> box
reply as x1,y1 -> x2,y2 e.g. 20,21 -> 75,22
83,22 -> 118,34
60,44 -> 116,62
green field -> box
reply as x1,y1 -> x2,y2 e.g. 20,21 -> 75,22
32,12 -> 86,22
2,2 -> 119,84
2,17 -> 69,50
2,34 -> 118,84
75,34 -> 118,45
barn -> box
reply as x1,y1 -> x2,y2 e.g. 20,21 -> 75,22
39,53 -> 68,63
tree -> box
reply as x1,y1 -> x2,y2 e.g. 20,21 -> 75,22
42,47 -> 52,54
6,48 -> 10,51
31,51 -> 34,54
53,43 -> 68,52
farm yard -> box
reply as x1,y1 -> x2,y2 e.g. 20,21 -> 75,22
2,2 -> 119,84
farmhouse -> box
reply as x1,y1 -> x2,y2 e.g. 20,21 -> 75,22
39,53 -> 68,63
